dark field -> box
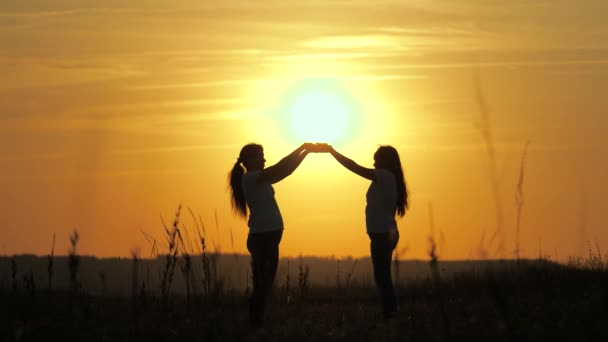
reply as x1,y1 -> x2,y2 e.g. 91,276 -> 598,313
2,257 -> 607,341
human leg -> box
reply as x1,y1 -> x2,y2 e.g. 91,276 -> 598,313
370,231 -> 399,318
246,230 -> 283,327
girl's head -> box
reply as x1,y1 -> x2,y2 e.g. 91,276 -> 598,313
229,143 -> 264,218
374,145 -> 408,217
373,145 -> 401,170
239,144 -> 265,171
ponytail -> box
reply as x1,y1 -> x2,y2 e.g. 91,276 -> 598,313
228,143 -> 263,219
229,160 -> 247,218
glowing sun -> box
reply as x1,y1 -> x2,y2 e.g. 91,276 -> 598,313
279,78 -> 362,146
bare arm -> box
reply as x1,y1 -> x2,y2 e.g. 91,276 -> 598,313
258,143 -> 311,184
327,145 -> 374,180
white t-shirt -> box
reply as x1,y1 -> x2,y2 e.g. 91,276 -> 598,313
242,170 -> 284,233
365,169 -> 398,233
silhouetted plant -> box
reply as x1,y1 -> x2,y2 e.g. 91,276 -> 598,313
200,235 -> 212,298
473,70 -> 505,257
428,236 -> 439,281
131,248 -> 141,299
194,212 -> 214,299
194,210 -> 224,302
297,253 -> 310,298
180,250 -> 192,306
160,204 -> 181,311
130,247 -> 141,324
47,232 -> 55,290
180,210 -> 198,304
282,260 -> 292,304
140,229 -> 158,293
210,210 -> 223,298
514,141 -> 530,261
576,242 -> 606,270
68,229 -> 81,292
336,259 -> 342,289
344,259 -> 358,290
190,208 -> 211,299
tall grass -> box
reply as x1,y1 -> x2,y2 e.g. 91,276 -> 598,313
567,241 -> 606,271
193,210 -> 222,301
334,258 -> 357,290
297,253 -> 310,298
282,260 -> 292,304
47,232 -> 55,290
131,248 -> 141,305
514,141 -> 530,261
160,204 -> 181,311
426,201 -> 452,337
3,220 -> 607,340
140,229 -> 158,295
68,229 -> 80,292
473,70 -> 505,258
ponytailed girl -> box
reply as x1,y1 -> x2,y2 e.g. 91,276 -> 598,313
228,142 -> 315,327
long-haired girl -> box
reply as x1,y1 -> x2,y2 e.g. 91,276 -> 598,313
324,144 -> 408,320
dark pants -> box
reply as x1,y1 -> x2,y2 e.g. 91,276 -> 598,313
246,229 -> 283,326
369,230 -> 399,319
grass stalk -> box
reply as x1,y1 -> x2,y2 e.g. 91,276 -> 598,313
514,141 -> 530,261
68,229 -> 81,293
47,232 -> 55,291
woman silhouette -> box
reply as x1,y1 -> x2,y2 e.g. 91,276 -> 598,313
228,142 -> 316,327
323,144 -> 408,320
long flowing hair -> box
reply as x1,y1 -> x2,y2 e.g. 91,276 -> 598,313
374,145 -> 408,217
228,143 -> 263,218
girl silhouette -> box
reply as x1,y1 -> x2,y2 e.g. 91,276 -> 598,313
228,142 -> 316,327
323,144 -> 408,320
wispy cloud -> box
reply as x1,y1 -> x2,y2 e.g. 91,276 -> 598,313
396,142 -> 590,153
0,57 -> 144,91
265,52 -> 377,63
301,35 -> 406,49
110,144 -> 242,156
0,152 -> 69,162
128,79 -> 278,90
352,58 -> 608,71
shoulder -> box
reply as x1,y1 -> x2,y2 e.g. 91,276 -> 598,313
243,171 -> 260,182
375,169 -> 394,179
374,169 -> 396,185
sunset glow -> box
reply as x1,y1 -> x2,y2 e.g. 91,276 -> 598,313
1,1 -> 607,261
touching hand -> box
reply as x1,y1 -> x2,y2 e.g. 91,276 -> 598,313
312,143 -> 332,153
304,142 -> 322,153
303,142 -> 317,152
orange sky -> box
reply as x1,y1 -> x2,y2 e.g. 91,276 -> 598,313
1,1 -> 607,260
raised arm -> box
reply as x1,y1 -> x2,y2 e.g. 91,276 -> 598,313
258,143 -> 312,184
324,144 -> 374,180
